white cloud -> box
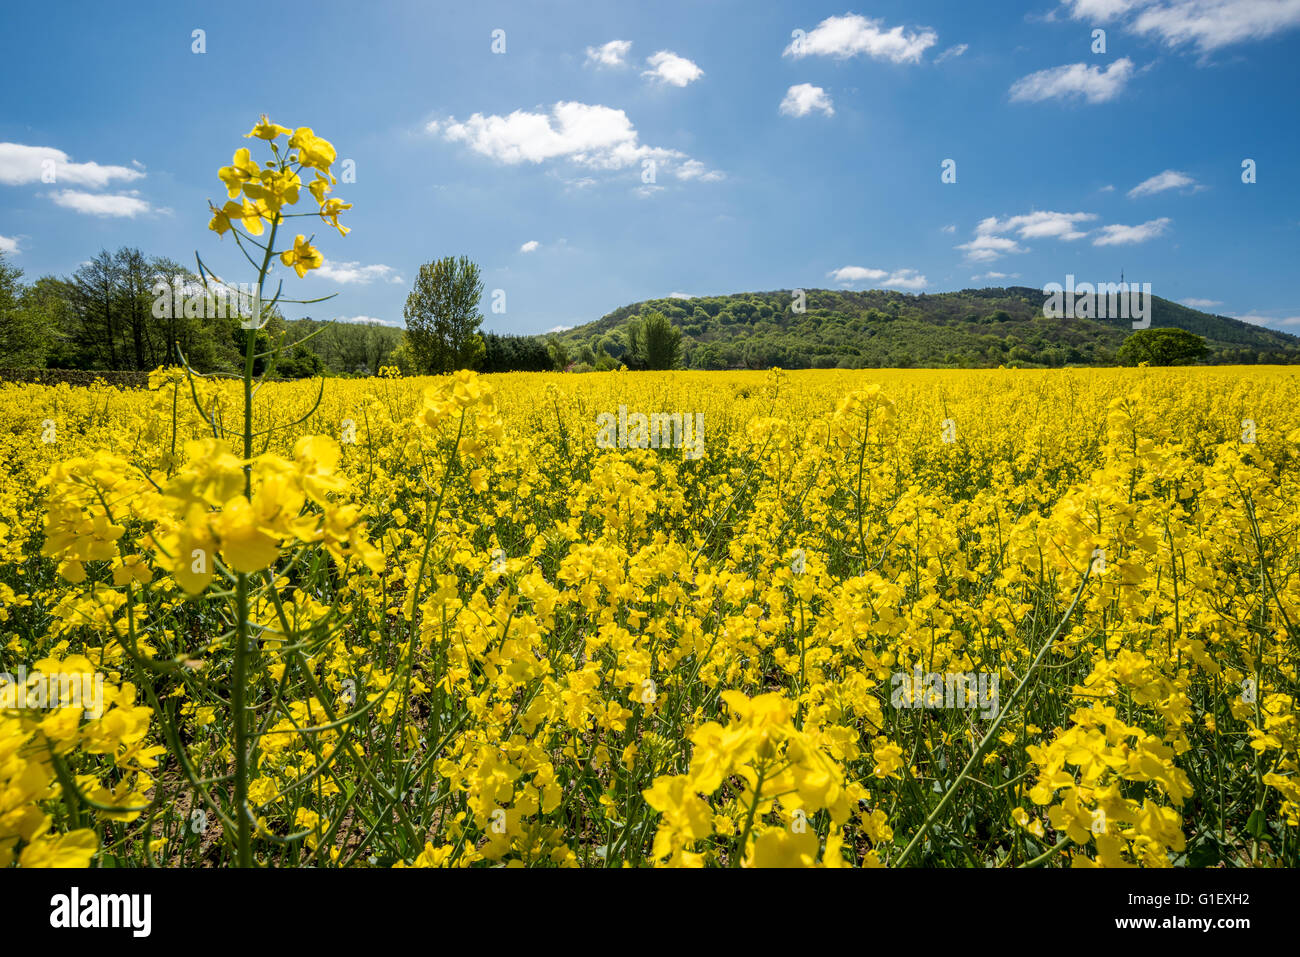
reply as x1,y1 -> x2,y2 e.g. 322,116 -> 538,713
1061,0 -> 1149,20
313,260 -> 403,284
935,43 -> 969,62
642,51 -> 704,87
333,315 -> 396,326
1009,58 -> 1134,103
941,224 -> 957,234
1127,169 -> 1199,197
674,159 -> 725,182
547,324 -> 573,333
586,40 -> 632,67
972,271 -> 1017,281
828,266 -> 927,289
0,143 -> 145,188
520,240 -> 540,253
785,13 -> 938,63
1234,313 -> 1300,327
992,210 -> 1097,240
957,211 -> 1098,260
957,210 -> 1168,255
1182,297 -> 1222,308
779,83 -> 834,117
429,101 -> 719,181
829,266 -> 888,282
668,292 -> 693,299
1099,184 -> 1116,191
1092,216 -> 1172,245
0,235 -> 18,255
881,269 -> 928,290
958,234 -> 1026,262
51,189 -> 151,217
1062,0 -> 1300,54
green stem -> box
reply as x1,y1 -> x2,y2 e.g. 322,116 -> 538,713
233,571 -> 252,867
229,211 -> 279,867
895,567 -> 1091,867
732,763 -> 768,868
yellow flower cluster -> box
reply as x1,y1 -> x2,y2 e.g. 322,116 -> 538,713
1,657 -> 161,867
208,115 -> 349,277
39,436 -> 380,596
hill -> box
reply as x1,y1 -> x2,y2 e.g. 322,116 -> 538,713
553,287 -> 1300,369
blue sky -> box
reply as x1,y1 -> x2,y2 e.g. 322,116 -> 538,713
2,0 -> 1298,334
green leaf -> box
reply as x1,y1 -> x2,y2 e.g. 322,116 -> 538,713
1246,809 -> 1267,839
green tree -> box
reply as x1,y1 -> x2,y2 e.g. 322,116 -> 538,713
1117,328 -> 1209,366
275,344 -> 323,379
626,310 -> 682,370
68,250 -> 122,368
0,254 -> 50,366
402,256 -> 485,373
390,333 -> 418,375
546,334 -> 569,371
19,276 -> 74,367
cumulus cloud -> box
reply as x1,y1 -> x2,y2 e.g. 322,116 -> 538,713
880,269 -> 928,290
642,51 -> 704,86
1092,216 -> 1172,245
829,266 -> 888,282
313,260 -> 404,284
991,210 -> 1097,240
668,292 -> 693,299
958,235 -> 1026,262
333,315 -> 397,326
428,101 -> 720,181
674,159 -> 725,182
547,324 -> 573,333
520,240 -> 540,253
0,143 -> 144,188
958,209 -> 1170,256
1061,0 -> 1148,19
1009,58 -> 1134,103
0,234 -> 18,255
1127,169 -> 1199,197
779,83 -> 834,117
1234,313 -> 1300,327
1061,0 -> 1300,54
957,211 -> 1097,260
785,13 -> 938,63
51,190 -> 151,217
586,39 -> 631,67
828,265 -> 927,290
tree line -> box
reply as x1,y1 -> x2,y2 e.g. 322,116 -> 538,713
398,255 -> 683,374
0,249 -> 595,378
